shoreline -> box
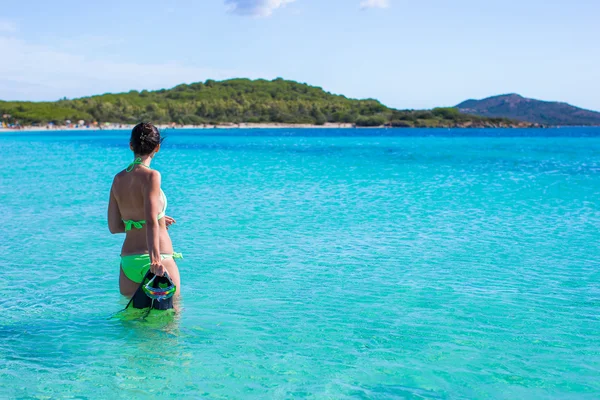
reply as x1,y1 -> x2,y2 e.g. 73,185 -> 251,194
0,122 -> 554,132
1,123 -> 356,132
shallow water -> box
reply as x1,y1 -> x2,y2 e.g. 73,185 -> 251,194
1,128 -> 599,399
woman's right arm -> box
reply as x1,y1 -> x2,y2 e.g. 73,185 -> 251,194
144,170 -> 165,276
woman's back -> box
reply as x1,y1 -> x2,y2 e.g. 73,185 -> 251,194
111,158 -> 173,256
113,165 -> 155,221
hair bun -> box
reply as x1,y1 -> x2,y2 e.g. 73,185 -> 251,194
130,122 -> 161,155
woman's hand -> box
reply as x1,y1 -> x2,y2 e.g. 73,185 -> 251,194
150,260 -> 166,277
165,216 -> 176,230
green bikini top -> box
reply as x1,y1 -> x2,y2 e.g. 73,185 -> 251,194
123,158 -> 168,232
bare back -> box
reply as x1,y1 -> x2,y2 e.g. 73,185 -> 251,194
110,166 -> 174,256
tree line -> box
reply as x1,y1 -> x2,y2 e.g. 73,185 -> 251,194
0,78 -> 518,127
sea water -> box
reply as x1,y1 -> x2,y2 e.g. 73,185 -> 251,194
0,128 -> 599,399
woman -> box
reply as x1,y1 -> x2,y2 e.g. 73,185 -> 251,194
108,122 -> 182,297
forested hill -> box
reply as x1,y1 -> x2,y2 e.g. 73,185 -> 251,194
1,78 -> 528,127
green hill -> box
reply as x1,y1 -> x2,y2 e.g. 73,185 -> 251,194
1,78 -> 528,128
457,94 -> 600,126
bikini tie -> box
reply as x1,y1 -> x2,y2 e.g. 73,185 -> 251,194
123,220 -> 146,231
126,157 -> 149,172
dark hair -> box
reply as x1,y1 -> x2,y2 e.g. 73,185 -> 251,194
130,122 -> 163,155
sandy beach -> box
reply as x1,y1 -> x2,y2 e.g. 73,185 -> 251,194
0,122 -> 356,132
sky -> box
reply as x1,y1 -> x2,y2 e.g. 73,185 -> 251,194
1,0 -> 599,110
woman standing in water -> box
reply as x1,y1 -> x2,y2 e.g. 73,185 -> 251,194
108,122 -> 182,297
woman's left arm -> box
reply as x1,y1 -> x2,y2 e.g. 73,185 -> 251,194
108,180 -> 125,234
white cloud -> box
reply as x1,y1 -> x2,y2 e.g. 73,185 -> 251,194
225,0 -> 295,17
360,0 -> 390,9
0,35 -> 244,101
0,19 -> 17,33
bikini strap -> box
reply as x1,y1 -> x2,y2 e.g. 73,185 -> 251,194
126,157 -> 150,172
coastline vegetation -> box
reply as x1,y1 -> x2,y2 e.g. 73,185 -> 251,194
0,78 -> 529,128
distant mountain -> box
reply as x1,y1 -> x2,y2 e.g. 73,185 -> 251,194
456,94 -> 600,126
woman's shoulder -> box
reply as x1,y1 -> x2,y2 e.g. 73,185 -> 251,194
112,169 -> 129,184
111,169 -> 161,193
113,167 -> 161,180
147,169 -> 162,186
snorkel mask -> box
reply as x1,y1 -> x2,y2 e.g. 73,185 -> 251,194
142,271 -> 177,302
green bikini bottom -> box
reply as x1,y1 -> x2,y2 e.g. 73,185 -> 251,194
121,253 -> 183,283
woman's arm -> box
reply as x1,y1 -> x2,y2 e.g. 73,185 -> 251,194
144,170 -> 165,276
108,181 -> 125,234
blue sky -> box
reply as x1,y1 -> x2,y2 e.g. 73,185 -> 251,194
1,0 -> 599,110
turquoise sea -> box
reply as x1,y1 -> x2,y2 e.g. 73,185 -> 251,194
1,128 -> 599,399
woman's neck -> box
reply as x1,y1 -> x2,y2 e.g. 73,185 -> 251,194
135,154 -> 153,167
